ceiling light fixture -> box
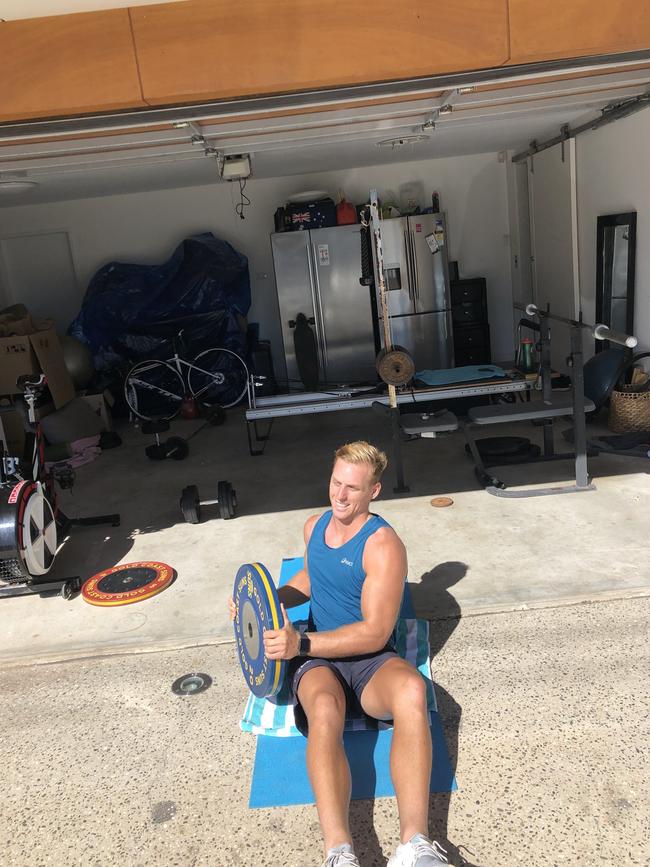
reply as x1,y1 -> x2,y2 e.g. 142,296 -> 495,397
376,135 -> 430,149
1,1 -> 188,20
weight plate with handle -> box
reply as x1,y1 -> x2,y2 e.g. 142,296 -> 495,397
233,562 -> 286,698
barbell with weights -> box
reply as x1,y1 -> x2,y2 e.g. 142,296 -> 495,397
142,420 -> 189,461
179,480 -> 236,523
141,406 -> 226,461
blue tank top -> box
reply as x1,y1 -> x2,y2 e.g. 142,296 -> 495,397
307,510 -> 391,632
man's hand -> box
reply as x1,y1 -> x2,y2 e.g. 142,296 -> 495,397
228,596 -> 236,620
264,604 -> 300,660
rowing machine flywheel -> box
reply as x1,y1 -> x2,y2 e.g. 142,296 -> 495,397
0,481 -> 57,582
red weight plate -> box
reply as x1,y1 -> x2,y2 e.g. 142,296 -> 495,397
82,561 -> 174,607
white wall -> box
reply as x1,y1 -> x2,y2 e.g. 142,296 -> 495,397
576,107 -> 650,360
0,150 -> 513,371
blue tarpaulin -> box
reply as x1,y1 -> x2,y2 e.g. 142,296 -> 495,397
69,232 -> 251,370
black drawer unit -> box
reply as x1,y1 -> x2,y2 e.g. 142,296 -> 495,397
450,277 -> 491,365
452,301 -> 486,325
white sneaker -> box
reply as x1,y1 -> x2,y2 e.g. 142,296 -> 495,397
322,843 -> 361,867
387,834 -> 448,866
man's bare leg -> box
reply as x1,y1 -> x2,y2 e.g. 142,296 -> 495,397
298,667 -> 352,853
360,658 -> 432,842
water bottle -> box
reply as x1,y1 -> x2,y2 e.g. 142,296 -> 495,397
521,337 -> 535,372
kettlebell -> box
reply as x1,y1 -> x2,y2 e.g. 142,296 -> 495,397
180,396 -> 200,419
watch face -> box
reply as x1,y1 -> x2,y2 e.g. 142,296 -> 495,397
300,635 -> 311,656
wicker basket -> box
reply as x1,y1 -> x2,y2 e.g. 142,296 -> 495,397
608,385 -> 650,432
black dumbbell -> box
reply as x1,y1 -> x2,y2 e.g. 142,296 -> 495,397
180,481 -> 237,524
142,420 -> 189,461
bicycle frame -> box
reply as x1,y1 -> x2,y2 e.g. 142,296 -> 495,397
167,352 -> 227,401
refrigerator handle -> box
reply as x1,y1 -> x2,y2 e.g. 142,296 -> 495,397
403,231 -> 414,302
309,243 -> 328,374
409,229 -> 420,305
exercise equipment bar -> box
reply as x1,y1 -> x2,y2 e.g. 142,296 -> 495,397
523,303 -> 637,349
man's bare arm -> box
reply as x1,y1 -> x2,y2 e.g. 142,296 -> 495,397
305,527 -> 406,658
229,514 -> 317,620
277,569 -> 310,608
275,513 -> 317,608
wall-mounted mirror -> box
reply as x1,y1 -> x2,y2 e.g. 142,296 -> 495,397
595,212 -> 636,352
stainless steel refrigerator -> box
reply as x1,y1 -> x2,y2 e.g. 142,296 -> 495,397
271,224 -> 378,389
373,213 -> 454,370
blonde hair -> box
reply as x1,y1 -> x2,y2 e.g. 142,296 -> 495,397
333,441 -> 388,484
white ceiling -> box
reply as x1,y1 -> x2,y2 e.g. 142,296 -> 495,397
0,61 -> 649,207
0,0 -> 186,20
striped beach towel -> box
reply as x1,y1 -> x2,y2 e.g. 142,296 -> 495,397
240,616 -> 437,738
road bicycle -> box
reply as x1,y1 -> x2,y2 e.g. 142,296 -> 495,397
123,331 -> 249,421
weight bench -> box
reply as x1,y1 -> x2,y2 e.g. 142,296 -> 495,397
399,410 -> 459,438
467,395 -> 595,426
463,396 -> 597,498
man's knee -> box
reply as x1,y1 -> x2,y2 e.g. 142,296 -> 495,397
392,672 -> 428,718
305,689 -> 346,728
299,669 -> 346,729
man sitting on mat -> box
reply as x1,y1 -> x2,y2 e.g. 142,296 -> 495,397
261,441 -> 447,867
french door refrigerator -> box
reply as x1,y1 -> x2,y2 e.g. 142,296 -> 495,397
373,213 -> 454,370
271,224 -> 378,390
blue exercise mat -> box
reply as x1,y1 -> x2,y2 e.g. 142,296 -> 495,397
249,713 -> 456,808
247,558 -> 457,808
415,364 -> 508,386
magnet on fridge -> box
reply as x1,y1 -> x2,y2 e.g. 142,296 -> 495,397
425,233 -> 440,254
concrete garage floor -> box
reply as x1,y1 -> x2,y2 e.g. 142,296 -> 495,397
2,405 -> 650,866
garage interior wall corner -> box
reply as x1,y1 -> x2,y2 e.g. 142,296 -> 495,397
575,106 -> 650,358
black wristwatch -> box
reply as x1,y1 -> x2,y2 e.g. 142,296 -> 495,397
298,632 -> 311,657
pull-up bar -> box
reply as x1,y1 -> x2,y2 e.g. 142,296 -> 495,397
522,303 -> 638,349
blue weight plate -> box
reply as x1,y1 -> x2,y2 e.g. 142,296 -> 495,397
233,562 -> 287,698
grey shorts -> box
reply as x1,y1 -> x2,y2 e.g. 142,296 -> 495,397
288,647 -> 398,736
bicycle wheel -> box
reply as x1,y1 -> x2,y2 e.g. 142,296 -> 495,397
188,348 -> 249,409
124,359 -> 185,421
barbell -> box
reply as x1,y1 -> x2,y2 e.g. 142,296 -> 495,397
523,303 -> 637,348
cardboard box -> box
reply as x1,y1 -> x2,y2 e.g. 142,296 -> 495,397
0,327 -> 76,409
0,408 -> 26,458
79,391 -> 113,432
0,403 -> 54,458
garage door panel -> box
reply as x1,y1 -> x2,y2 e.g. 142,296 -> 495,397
130,0 -> 509,106
0,10 -> 146,123
508,0 -> 650,65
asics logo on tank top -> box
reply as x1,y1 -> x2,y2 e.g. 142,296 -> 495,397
340,558 -> 353,567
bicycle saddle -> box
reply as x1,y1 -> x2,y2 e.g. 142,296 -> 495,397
16,374 -> 47,392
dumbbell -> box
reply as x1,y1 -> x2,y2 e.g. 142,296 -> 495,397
180,481 -> 237,524
142,420 -> 189,461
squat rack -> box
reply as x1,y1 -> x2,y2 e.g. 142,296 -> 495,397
464,302 -> 637,497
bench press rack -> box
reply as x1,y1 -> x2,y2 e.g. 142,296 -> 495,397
245,375 -> 529,491
460,304 -> 637,497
